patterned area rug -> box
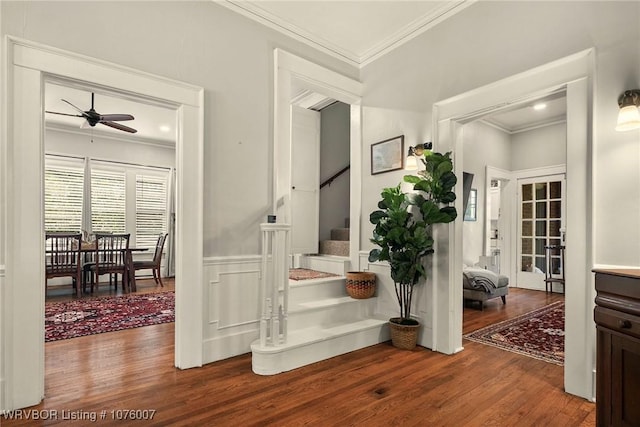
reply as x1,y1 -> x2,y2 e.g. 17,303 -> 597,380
45,292 -> 175,342
289,268 -> 338,281
464,301 -> 565,365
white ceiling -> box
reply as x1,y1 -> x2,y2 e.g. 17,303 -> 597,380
482,92 -> 567,134
45,82 -> 177,146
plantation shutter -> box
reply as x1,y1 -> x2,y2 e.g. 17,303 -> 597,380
135,174 -> 168,249
91,168 -> 126,233
44,162 -> 84,232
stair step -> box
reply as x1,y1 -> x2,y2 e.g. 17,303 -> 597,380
300,255 -> 350,276
288,276 -> 347,305
251,318 -> 390,375
320,240 -> 349,256
289,296 -> 376,329
330,228 -> 349,241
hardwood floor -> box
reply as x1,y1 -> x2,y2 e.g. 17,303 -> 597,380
4,287 -> 593,426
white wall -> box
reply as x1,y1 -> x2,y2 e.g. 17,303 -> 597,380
0,0 -> 358,260
511,123 -> 566,171
360,0 -> 640,269
319,102 -> 350,241
461,121 -> 511,267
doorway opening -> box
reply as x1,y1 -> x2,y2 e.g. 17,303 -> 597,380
43,77 -> 178,320
3,37 -> 204,411
459,91 -> 568,370
273,49 -> 362,273
290,91 -> 351,270
432,49 -> 593,400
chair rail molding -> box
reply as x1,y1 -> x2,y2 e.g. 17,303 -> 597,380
2,36 -> 204,411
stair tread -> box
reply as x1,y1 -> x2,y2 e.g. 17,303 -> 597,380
307,254 -> 349,259
289,275 -> 345,286
294,295 -> 359,309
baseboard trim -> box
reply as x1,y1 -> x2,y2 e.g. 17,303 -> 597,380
202,330 -> 257,364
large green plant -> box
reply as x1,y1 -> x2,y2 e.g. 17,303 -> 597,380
368,151 -> 457,324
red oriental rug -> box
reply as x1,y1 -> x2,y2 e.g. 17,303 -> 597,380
463,301 -> 565,365
289,268 -> 338,281
45,292 -> 175,342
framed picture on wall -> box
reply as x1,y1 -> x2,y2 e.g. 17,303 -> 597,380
371,135 -> 404,175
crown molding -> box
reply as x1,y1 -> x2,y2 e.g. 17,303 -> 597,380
481,115 -> 567,135
219,0 -> 361,67
359,0 -> 475,67
219,0 -> 475,69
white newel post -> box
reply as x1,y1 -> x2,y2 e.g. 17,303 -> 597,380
260,223 -> 291,346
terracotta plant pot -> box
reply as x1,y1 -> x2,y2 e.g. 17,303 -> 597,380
345,271 -> 376,299
389,317 -> 420,350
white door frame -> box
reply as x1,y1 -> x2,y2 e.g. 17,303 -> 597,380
273,49 -> 362,270
1,37 -> 205,410
432,49 -> 594,400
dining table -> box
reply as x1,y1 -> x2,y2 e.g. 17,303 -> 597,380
79,242 -> 148,293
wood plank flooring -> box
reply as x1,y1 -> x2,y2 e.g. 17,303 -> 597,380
4,287 -> 594,426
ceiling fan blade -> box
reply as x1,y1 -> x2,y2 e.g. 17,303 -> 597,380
45,111 -> 84,118
99,114 -> 134,122
100,121 -> 138,134
61,99 -> 89,117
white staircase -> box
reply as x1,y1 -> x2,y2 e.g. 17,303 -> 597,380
251,256 -> 389,375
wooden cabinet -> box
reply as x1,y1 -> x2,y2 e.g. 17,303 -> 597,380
594,269 -> 640,427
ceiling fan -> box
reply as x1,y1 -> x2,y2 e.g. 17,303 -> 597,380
46,92 -> 137,134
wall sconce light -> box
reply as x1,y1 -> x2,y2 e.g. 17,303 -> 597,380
616,89 -> 640,131
405,142 -> 433,170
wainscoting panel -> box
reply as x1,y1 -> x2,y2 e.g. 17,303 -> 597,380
202,256 -> 262,363
358,251 -> 434,349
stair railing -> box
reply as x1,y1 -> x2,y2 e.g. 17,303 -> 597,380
259,223 -> 291,347
320,164 -> 350,189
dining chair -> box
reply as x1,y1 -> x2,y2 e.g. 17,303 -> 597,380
89,233 -> 130,293
133,233 -> 168,287
45,232 -> 83,298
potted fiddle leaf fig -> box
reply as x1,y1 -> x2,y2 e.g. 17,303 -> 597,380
369,151 -> 457,349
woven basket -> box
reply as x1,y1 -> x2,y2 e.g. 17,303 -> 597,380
345,271 -> 376,299
389,318 -> 420,350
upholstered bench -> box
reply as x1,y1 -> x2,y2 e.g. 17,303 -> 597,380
463,266 -> 509,310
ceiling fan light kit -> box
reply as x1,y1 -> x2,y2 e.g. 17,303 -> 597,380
46,92 -> 138,134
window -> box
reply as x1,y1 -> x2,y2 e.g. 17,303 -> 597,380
136,174 -> 168,249
44,160 -> 84,232
91,168 -> 126,234
464,188 -> 477,221
44,155 -> 171,248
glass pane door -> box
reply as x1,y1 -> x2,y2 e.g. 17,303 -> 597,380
517,174 -> 565,289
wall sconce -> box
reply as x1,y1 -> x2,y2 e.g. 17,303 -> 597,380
405,142 -> 432,170
616,89 -> 640,131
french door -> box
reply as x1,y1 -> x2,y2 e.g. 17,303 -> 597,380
516,174 -> 566,290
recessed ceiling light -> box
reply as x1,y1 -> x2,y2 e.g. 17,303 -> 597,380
533,103 -> 547,111
159,125 -> 171,133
